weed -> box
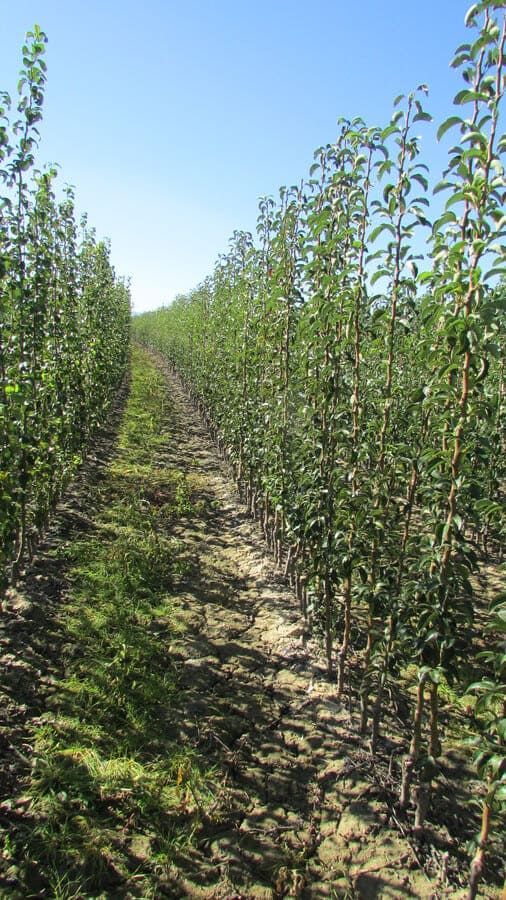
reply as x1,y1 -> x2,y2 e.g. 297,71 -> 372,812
5,348 -> 215,896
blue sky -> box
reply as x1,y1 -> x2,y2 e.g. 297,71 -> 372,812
0,1 -> 475,312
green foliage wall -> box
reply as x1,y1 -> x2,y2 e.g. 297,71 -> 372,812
0,27 -> 131,589
135,2 -> 505,871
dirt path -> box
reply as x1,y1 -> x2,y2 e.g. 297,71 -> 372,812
1,353 -> 489,899
150,361 -> 442,900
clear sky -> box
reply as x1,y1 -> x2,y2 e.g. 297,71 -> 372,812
0,1 -> 477,312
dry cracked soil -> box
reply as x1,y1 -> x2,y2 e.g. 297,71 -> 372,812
128,360 -> 467,899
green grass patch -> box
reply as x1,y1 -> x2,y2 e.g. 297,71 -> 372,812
3,347 -> 215,898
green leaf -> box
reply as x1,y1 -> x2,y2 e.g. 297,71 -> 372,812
484,266 -> 506,281
369,222 -> 396,243
412,173 -> 429,191
453,91 -> 469,106
464,4 -> 479,26
453,89 -> 486,105
451,52 -> 471,69
437,116 -> 463,141
433,211 -> 458,232
381,124 -> 399,141
370,268 -> 390,285
433,179 -> 454,195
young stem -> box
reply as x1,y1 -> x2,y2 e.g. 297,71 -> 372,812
467,789 -> 493,900
400,674 -> 427,809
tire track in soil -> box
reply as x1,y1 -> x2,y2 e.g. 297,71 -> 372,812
152,357 -> 437,900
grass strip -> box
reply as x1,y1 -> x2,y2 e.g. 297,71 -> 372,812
3,346 -> 214,899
